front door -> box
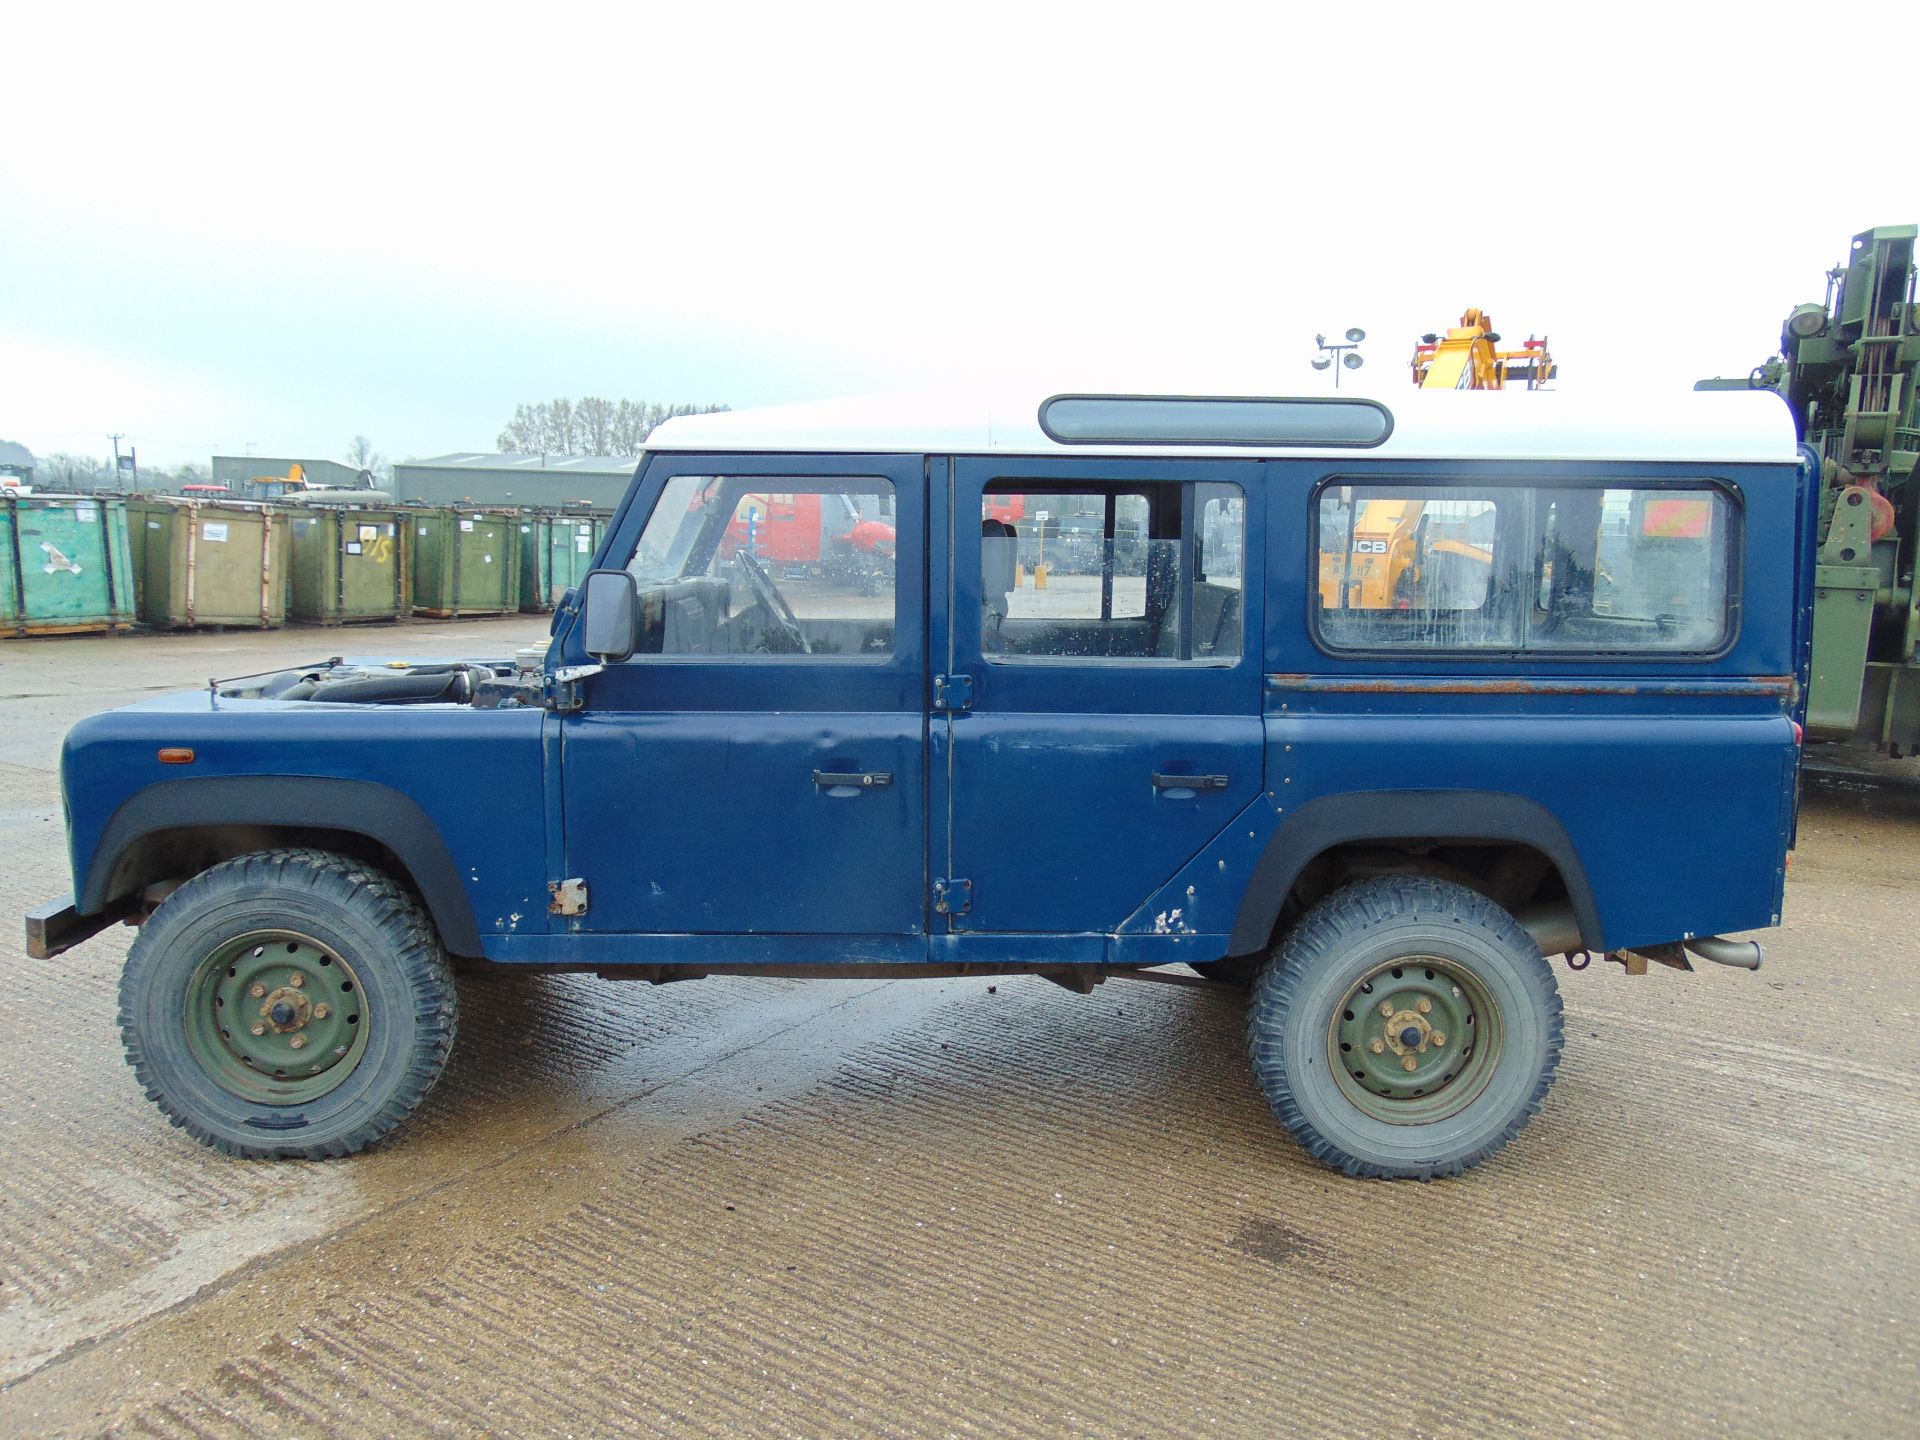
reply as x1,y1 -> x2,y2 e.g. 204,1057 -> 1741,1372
941,457 -> 1266,943
563,453 -> 927,943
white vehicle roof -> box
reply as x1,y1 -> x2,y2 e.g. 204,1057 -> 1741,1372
647,386 -> 1801,465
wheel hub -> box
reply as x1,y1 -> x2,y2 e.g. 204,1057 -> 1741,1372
1330,958 -> 1496,1123
186,932 -> 368,1104
261,987 -> 311,1033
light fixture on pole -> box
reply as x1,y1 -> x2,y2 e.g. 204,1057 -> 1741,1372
1312,328 -> 1367,388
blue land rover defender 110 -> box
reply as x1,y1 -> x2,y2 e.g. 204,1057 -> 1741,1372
28,390 -> 1812,1178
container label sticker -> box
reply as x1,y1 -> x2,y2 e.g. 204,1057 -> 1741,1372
358,524 -> 377,543
521,524 -> 531,534
385,524 -> 395,537
483,554 -> 493,563
575,535 -> 591,552
40,541 -> 82,576
419,526 -> 429,536
203,522 -> 229,542
346,542 -> 363,555
460,519 -> 474,532
147,520 -> 162,530
76,505 -> 98,522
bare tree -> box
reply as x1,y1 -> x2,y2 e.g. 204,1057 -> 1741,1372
575,396 -> 616,455
496,403 -> 541,452
38,452 -> 116,489
498,397 -> 731,455
544,398 -> 578,455
345,435 -> 387,479
610,400 -> 650,455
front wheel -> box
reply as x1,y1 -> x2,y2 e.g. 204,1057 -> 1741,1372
1247,877 -> 1562,1180
119,849 -> 458,1159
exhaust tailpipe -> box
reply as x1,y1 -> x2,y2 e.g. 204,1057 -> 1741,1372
1683,936 -> 1764,971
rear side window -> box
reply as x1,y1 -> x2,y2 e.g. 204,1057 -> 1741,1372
1315,481 -> 1735,654
981,480 -> 1245,663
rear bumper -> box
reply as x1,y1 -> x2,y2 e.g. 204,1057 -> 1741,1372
24,895 -> 127,960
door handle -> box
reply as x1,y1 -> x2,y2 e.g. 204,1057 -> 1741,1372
813,770 -> 894,789
1152,772 -> 1229,791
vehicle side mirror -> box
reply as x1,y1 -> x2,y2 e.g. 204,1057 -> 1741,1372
579,570 -> 639,662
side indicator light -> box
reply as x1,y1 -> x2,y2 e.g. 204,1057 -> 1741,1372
158,748 -> 196,765
1791,721 -> 1804,746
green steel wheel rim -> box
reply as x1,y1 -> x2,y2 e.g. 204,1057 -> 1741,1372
1328,955 -> 1504,1125
182,930 -> 371,1105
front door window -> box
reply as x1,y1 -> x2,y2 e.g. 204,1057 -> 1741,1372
628,474 -> 898,657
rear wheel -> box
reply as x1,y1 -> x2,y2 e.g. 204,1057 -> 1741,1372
119,849 -> 457,1159
1247,877 -> 1561,1179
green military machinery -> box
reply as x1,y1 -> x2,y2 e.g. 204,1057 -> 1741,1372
1701,225 -> 1920,754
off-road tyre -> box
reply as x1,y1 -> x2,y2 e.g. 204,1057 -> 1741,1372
1247,877 -> 1562,1180
119,848 -> 458,1159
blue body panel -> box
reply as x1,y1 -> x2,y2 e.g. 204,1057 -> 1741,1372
62,695 -> 551,942
54,446 -> 1811,972
559,451 -> 929,941
942,456 -> 1267,938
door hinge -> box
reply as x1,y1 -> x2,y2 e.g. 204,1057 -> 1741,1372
933,877 -> 973,915
934,673 -> 973,712
548,877 -> 589,916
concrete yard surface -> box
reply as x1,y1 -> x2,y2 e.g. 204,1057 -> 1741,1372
0,622 -> 1916,1437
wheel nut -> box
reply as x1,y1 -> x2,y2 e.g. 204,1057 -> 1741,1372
314,1004 -> 331,1020
250,983 -> 267,998
1401,1056 -> 1418,1072
1431,1031 -> 1447,1047
1418,998 -> 1432,1014
289,973 -> 305,988
1369,1038 -> 1385,1054
289,1035 -> 308,1050
250,1023 -> 266,1037
1380,1002 -> 1394,1018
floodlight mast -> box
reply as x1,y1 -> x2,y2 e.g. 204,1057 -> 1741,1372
1313,329 -> 1367,388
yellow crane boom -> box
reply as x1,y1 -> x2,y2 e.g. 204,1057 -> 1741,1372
1411,309 -> 1555,389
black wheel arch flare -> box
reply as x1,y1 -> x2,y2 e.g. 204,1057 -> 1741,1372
1226,789 -> 1602,956
80,776 -> 484,957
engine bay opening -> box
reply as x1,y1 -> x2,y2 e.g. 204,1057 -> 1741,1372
214,658 -> 542,709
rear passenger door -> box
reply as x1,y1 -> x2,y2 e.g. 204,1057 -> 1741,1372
940,457 -> 1265,941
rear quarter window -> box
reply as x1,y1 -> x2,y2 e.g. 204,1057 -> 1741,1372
1314,480 -> 1737,655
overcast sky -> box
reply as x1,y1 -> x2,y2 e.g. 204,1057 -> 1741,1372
4,3 -> 1916,469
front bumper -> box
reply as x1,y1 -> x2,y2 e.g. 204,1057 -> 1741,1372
24,895 -> 128,960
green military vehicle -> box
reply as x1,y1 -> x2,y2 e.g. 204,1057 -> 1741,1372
1701,224 -> 1920,753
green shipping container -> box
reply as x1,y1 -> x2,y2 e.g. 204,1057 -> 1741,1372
129,498 -> 290,629
288,506 -> 410,624
407,508 -> 521,618
518,510 -> 607,612
1,493 -> 136,637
